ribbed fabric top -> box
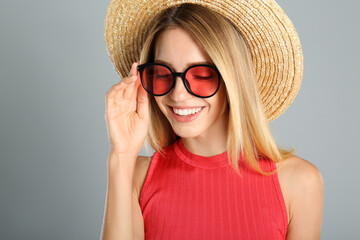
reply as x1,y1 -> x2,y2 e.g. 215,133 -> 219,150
140,138 -> 288,239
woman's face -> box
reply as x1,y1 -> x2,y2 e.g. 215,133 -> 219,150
153,26 -> 229,140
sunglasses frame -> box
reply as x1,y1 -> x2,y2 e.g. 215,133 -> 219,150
137,62 -> 222,98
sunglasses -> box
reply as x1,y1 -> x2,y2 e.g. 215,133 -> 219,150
137,62 -> 222,98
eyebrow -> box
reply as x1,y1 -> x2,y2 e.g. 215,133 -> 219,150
154,59 -> 214,70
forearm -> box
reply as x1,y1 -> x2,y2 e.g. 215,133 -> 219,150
101,151 -> 137,240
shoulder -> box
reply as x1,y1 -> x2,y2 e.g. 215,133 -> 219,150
276,155 -> 323,187
276,156 -> 323,197
276,156 -> 324,239
132,155 -> 153,202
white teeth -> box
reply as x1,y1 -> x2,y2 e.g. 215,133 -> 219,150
173,107 -> 202,116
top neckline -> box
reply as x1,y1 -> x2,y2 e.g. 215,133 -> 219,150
173,138 -> 229,169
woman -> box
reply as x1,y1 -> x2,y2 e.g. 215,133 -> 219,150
101,1 -> 323,239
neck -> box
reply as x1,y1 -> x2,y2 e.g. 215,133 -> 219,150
181,112 -> 229,157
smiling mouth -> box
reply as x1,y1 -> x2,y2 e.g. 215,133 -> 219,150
169,106 -> 205,116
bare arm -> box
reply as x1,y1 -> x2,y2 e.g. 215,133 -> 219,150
100,152 -> 137,240
100,60 -> 149,240
285,158 -> 324,240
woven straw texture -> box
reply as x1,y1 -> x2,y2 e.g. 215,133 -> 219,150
104,0 -> 303,122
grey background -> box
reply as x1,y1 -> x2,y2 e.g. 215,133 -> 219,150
0,0 -> 358,239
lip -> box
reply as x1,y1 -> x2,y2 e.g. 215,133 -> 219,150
170,105 -> 205,109
168,106 -> 205,123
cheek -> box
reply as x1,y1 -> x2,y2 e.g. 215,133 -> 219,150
209,94 -> 228,115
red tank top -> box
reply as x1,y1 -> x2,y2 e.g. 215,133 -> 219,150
140,138 -> 288,239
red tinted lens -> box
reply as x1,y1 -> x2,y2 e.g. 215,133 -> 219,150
186,66 -> 219,97
142,65 -> 173,95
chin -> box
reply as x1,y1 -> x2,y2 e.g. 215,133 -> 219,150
171,125 -> 202,139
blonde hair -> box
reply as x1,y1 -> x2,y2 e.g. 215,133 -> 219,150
139,3 -> 296,176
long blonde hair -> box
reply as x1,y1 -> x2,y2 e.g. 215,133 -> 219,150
139,3 -> 296,176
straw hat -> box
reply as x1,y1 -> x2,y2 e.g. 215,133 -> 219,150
104,0 -> 303,122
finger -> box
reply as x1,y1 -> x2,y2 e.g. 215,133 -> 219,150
121,77 -> 137,100
123,62 -> 140,100
128,61 -> 139,77
131,71 -> 142,101
136,77 -> 150,120
106,64 -> 137,101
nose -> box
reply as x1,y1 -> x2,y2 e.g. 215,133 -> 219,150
169,76 -> 192,101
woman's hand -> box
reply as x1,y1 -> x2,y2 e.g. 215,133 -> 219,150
105,61 -> 150,156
